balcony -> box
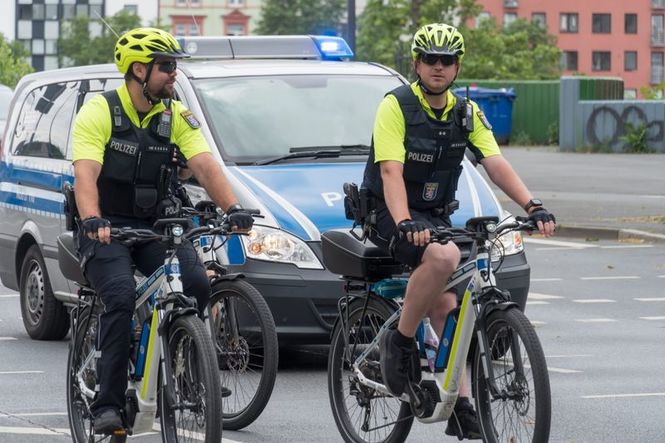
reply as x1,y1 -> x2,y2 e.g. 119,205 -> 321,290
652,30 -> 665,46
652,66 -> 664,84
504,0 -> 518,8
653,0 -> 665,9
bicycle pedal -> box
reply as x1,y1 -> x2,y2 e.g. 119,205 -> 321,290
112,429 -> 127,436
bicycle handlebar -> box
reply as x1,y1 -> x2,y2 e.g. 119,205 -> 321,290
428,216 -> 537,244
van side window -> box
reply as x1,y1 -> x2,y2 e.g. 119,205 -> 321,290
11,82 -> 78,160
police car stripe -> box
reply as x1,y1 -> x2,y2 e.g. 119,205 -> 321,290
465,162 -> 503,216
233,168 -> 320,241
461,163 -> 482,217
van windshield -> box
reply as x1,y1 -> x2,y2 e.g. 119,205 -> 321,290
193,75 -> 402,165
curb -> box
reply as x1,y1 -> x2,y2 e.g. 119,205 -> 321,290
556,224 -> 665,243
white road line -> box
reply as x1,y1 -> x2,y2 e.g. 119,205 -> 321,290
0,294 -> 18,298
580,276 -> 640,281
600,245 -> 653,249
572,299 -> 616,304
529,292 -> 563,300
582,392 -> 665,399
640,316 -> 665,321
0,426 -> 69,436
575,318 -> 617,323
634,297 -> 665,302
531,278 -> 563,282
658,275 -> 665,279
0,337 -> 17,341
524,238 -> 596,248
526,301 -> 549,305
547,366 -> 582,374
0,371 -> 44,375
530,320 -> 546,326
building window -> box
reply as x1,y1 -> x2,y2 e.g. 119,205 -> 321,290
124,5 -> 138,14
592,51 -> 611,71
45,4 -> 58,20
32,39 -> 45,55
45,21 -> 59,39
560,13 -> 578,33
227,24 -> 246,36
44,56 -> 59,71
63,5 -> 75,19
189,24 -> 200,36
624,89 -> 637,99
532,13 -> 546,28
560,51 -> 578,70
17,20 -> 32,39
18,4 -> 32,19
652,15 -> 665,45
176,0 -> 201,6
76,4 -> 88,17
45,39 -> 57,55
624,51 -> 638,71
651,52 -> 664,84
504,13 -> 517,27
625,14 -> 638,33
229,0 -> 244,5
89,21 -> 103,38
477,12 -> 491,25
90,4 -> 103,19
175,24 -> 186,36
592,13 -> 611,33
33,4 -> 45,20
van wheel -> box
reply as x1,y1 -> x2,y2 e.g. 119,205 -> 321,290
20,245 -> 69,340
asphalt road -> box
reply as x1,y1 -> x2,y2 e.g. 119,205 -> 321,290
1,236 -> 664,442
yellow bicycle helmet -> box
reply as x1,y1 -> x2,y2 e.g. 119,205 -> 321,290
411,23 -> 465,63
114,27 -> 189,74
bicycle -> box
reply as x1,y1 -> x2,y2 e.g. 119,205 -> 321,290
186,201 -> 279,430
59,214 -> 224,443
322,215 -> 551,443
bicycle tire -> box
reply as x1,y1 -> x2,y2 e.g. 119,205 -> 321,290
328,296 -> 413,443
209,279 -> 278,430
160,314 -> 223,443
473,308 -> 551,443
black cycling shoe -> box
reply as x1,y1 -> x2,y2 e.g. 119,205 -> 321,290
93,408 -> 124,435
445,397 -> 482,440
221,386 -> 232,398
379,329 -> 420,396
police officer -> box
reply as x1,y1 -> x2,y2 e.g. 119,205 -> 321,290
362,23 -> 556,440
72,28 -> 253,434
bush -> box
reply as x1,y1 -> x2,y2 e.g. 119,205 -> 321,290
620,123 -> 653,153
510,130 -> 533,146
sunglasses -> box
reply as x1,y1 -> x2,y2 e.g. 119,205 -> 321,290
154,60 -> 178,74
420,54 -> 458,67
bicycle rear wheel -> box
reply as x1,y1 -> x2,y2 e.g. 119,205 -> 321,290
160,314 -> 223,443
473,307 -> 551,443
328,296 -> 413,443
209,279 -> 278,430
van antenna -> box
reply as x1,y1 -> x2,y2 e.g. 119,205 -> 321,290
188,0 -> 201,36
93,10 -> 119,38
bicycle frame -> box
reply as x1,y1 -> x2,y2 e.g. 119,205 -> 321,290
351,243 -> 499,424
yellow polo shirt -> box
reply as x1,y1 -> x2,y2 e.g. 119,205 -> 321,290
73,83 -> 210,163
372,82 -> 501,163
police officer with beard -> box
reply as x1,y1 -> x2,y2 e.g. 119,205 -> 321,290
362,23 -> 556,440
72,28 -> 253,434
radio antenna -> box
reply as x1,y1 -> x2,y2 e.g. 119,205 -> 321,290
188,0 -> 201,35
94,10 -> 119,38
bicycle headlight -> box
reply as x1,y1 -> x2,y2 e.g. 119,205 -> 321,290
491,214 -> 524,261
240,225 -> 324,270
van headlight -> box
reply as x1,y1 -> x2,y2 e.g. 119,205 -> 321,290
240,226 -> 324,270
491,214 -> 524,261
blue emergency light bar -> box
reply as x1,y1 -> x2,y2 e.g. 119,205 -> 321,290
177,35 -> 354,61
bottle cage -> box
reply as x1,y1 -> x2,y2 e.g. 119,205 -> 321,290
343,182 -> 376,241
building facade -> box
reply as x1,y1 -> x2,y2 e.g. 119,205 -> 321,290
474,0 -> 665,98
159,0 -> 263,37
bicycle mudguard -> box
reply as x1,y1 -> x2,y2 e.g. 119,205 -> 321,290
329,293 -> 398,341
156,307 -> 199,336
209,272 -> 244,286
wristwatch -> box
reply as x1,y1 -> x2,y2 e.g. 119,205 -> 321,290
523,198 -> 543,212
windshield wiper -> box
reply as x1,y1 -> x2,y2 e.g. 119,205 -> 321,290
253,145 -> 370,166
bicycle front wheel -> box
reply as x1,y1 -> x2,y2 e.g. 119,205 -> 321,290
328,296 -> 413,443
209,279 -> 278,430
160,314 -> 223,443
473,307 -> 551,443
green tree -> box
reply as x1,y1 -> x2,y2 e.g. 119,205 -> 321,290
356,0 -> 480,74
256,0 -> 345,35
59,10 -> 142,67
462,18 -> 561,80
640,81 -> 665,99
0,33 -> 33,88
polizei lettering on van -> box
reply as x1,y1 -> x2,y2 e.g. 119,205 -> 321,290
109,138 -> 139,156
407,151 -> 434,163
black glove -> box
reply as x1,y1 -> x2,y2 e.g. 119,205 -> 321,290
172,148 -> 188,168
395,219 -> 429,238
528,207 -> 556,224
227,204 -> 254,230
81,216 -> 111,235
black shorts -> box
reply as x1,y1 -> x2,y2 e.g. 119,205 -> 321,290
369,201 -> 452,270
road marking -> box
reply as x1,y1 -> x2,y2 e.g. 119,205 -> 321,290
0,426 -> 69,436
572,299 -> 616,304
547,366 -> 582,374
529,292 -> 563,300
582,392 -> 665,399
657,275 -> 665,278
634,297 -> 665,302
600,245 -> 654,249
530,320 -> 546,326
580,276 -> 640,281
0,294 -> 18,298
0,371 -> 44,375
526,301 -> 549,305
575,318 -> 617,323
524,238 -> 596,248
0,412 -> 66,417
531,278 -> 563,282
0,337 -> 17,341
640,316 -> 665,321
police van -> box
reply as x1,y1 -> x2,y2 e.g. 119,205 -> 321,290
0,36 -> 529,342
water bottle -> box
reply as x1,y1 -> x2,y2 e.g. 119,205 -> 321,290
422,317 -> 440,372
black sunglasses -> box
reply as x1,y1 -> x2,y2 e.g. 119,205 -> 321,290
421,54 -> 458,67
154,60 -> 178,74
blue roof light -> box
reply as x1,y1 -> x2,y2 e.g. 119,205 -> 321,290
311,36 -> 354,61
